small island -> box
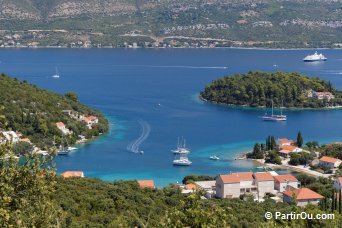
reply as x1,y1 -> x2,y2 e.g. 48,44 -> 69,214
200,71 -> 342,109
0,73 -> 109,154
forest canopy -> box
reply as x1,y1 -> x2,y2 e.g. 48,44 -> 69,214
200,71 -> 342,108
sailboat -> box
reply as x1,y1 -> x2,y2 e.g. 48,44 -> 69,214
171,137 -> 190,154
57,135 -> 70,155
52,67 -> 60,78
261,100 -> 287,121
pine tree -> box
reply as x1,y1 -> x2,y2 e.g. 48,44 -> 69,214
296,131 -> 303,148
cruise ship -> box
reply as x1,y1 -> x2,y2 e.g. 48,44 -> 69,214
303,52 -> 327,62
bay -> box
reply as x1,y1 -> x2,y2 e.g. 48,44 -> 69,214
0,48 -> 342,187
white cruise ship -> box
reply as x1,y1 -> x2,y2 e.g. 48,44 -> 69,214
303,52 -> 327,62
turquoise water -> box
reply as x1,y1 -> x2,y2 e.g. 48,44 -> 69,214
0,48 -> 342,187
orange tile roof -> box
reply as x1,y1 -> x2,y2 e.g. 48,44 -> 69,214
219,172 -> 254,184
185,183 -> 197,190
253,172 -> 274,181
274,174 -> 298,183
281,145 -> 298,151
19,138 -> 31,143
316,92 -> 333,96
283,188 -> 323,200
56,122 -> 65,127
61,171 -> 84,178
137,180 -> 155,188
278,138 -> 294,144
319,156 -> 340,164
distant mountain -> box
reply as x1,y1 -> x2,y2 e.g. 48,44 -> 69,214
0,0 -> 341,48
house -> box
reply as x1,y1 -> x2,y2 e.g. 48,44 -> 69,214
137,180 -> 155,189
56,122 -> 71,135
319,156 -> 342,169
278,138 -> 295,147
253,172 -> 275,197
274,174 -> 300,192
216,172 -> 256,199
283,188 -> 324,206
334,177 -> 342,191
279,145 -> 303,157
61,171 -> 84,178
312,92 -> 335,101
194,180 -> 216,198
1,131 -> 20,144
82,116 -> 99,129
19,138 -> 31,144
185,183 -> 198,191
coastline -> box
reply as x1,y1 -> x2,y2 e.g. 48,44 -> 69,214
199,95 -> 342,111
1,46 -> 341,51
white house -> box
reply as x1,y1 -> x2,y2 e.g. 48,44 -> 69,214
312,92 -> 335,101
82,116 -> 99,129
334,177 -> 342,192
274,174 -> 300,192
253,172 -> 275,198
279,145 -> 303,157
1,131 -> 20,144
278,138 -> 295,147
56,122 -> 72,135
216,172 -> 256,199
283,188 -> 324,207
319,156 -> 342,169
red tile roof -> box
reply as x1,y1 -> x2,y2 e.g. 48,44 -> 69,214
281,145 -> 298,151
61,171 -> 84,178
253,172 -> 274,181
319,156 -> 340,164
137,180 -> 155,188
185,183 -> 197,190
274,174 -> 298,183
56,122 -> 65,127
219,172 -> 254,184
283,188 -> 324,200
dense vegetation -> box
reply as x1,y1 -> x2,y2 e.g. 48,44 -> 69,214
1,136 -> 342,227
0,74 -> 108,149
55,177 -> 342,227
201,71 -> 342,108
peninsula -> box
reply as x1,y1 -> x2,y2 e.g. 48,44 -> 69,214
200,71 -> 342,109
0,74 -> 109,154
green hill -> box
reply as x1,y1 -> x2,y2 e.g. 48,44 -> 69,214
0,0 -> 341,48
0,73 -> 108,150
200,71 -> 342,108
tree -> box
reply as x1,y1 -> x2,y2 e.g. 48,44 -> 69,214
64,92 -> 79,102
297,131 -> 303,148
0,143 -> 64,226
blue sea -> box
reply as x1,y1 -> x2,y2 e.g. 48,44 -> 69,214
0,48 -> 342,187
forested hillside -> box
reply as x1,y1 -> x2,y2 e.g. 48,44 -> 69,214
201,71 -> 342,108
0,0 -> 341,48
0,74 -> 108,148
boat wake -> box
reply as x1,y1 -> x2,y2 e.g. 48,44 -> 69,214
126,120 -> 151,154
112,64 -> 228,69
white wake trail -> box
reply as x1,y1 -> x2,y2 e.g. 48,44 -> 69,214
127,120 -> 151,154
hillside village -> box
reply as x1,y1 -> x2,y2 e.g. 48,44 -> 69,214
0,109 -> 100,157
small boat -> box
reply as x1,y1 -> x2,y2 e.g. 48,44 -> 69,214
58,148 -> 70,155
172,137 -> 190,154
303,52 -> 327,62
52,67 -> 60,78
68,147 -> 77,151
173,156 -> 192,166
261,100 -> 287,121
209,156 -> 220,160
140,150 -> 144,155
